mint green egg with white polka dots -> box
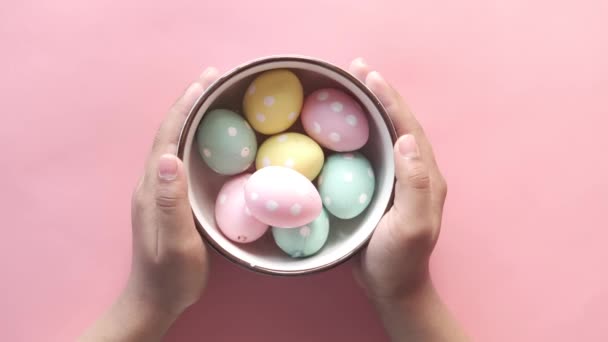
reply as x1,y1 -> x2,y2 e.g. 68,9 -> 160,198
272,208 -> 330,258
318,152 -> 375,219
196,109 -> 257,175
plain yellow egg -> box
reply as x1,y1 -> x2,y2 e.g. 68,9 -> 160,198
243,69 -> 303,135
256,133 -> 324,180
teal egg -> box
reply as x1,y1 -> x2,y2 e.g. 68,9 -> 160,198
272,208 -> 330,258
318,152 -> 375,219
196,109 -> 257,175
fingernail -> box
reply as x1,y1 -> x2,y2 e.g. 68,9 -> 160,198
398,134 -> 419,159
356,57 -> 367,66
158,154 -> 178,181
200,67 -> 218,79
369,70 -> 383,81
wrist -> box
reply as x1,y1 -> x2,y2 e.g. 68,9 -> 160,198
370,275 -> 436,314
120,281 -> 181,326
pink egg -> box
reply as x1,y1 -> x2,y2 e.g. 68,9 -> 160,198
301,88 -> 369,152
215,174 -> 269,243
244,166 -> 322,228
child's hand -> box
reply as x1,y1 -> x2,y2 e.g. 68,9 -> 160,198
81,68 -> 219,342
349,59 -> 466,341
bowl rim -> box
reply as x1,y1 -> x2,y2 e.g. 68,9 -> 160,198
177,55 -> 397,276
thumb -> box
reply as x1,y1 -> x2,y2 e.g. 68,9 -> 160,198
390,134 -> 433,240
155,153 -> 198,247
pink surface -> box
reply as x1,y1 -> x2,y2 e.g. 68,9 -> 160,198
1,0 -> 607,341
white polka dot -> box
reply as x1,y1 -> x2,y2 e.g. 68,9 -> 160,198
324,196 -> 332,206
343,153 -> 354,159
228,127 -> 237,136
344,172 -> 353,182
318,175 -> 323,186
256,113 -> 266,122
345,115 -> 357,126
330,101 -> 343,112
359,193 -> 368,204
368,167 -> 374,178
313,122 -> 321,134
248,85 -> 256,95
262,157 -> 271,167
325,216 -> 330,226
219,194 -> 227,204
250,192 -> 259,201
264,96 -> 275,107
317,91 -> 329,101
290,203 -> 302,216
265,200 -> 279,211
277,134 -> 288,142
288,112 -> 297,120
244,206 -> 251,216
300,226 -> 311,237
244,121 -> 251,130
329,132 -> 341,142
284,158 -> 295,168
203,148 -> 211,157
240,147 -> 250,157
242,164 -> 250,171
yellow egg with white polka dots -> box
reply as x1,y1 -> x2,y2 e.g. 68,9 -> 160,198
243,69 -> 303,135
256,133 -> 324,180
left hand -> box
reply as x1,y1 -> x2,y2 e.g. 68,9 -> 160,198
127,67 -> 220,317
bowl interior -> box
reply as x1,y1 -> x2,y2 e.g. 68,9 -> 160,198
181,58 -> 395,274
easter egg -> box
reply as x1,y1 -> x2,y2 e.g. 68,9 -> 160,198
196,109 -> 257,175
318,152 -> 375,219
243,69 -> 303,135
215,174 -> 269,243
256,132 -> 324,180
301,88 -> 369,152
272,208 -> 330,258
244,166 -> 322,228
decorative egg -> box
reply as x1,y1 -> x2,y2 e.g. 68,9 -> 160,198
301,88 -> 369,152
215,174 -> 269,243
272,208 -> 330,258
244,166 -> 322,228
243,69 -> 304,135
196,108 -> 257,175
256,132 -> 324,180
318,152 -> 375,219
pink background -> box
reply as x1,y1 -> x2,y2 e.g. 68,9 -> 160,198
2,0 -> 607,341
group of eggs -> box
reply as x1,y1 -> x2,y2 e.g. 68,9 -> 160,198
196,69 -> 375,258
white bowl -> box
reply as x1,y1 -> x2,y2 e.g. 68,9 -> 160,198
178,55 -> 397,276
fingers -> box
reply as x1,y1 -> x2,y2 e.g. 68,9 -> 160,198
153,153 -> 201,253
364,71 -> 434,160
132,68 -> 219,254
144,67 -> 220,185
349,57 -> 372,82
390,134 -> 434,240
150,67 -> 220,158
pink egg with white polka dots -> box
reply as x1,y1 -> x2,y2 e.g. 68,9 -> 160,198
215,174 -> 269,243
244,166 -> 322,228
301,88 -> 370,152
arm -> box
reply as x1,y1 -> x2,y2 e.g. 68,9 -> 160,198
80,67 -> 220,341
349,58 -> 468,341
373,281 -> 468,341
